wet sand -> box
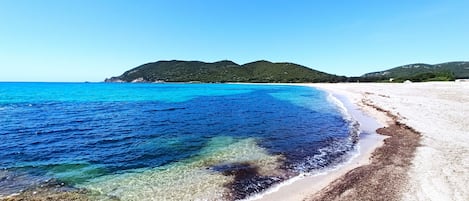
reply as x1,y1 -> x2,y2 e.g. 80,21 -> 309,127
306,99 -> 420,201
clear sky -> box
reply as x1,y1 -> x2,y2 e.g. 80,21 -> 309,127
1,0 -> 468,82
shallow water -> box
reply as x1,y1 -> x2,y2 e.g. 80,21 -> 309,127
0,83 -> 357,200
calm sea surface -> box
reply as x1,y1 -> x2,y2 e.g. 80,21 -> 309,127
0,82 -> 357,200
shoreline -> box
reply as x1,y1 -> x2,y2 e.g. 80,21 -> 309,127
281,82 -> 468,201
310,82 -> 469,201
306,84 -> 421,200
248,84 -> 390,201
3,82 -> 466,201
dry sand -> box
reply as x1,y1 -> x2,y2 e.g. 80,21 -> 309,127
254,82 -> 469,201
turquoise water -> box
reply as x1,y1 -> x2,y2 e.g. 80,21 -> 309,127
0,83 -> 357,200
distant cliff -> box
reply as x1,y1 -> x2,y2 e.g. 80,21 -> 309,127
105,60 -> 346,83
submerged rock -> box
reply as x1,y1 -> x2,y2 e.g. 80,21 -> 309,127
211,162 -> 285,200
1,179 -> 91,201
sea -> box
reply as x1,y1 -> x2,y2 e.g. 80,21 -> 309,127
0,82 -> 360,200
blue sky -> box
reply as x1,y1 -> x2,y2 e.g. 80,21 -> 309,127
1,0 -> 468,81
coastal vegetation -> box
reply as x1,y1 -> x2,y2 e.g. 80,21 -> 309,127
105,60 -> 345,83
357,62 -> 469,82
105,60 -> 469,83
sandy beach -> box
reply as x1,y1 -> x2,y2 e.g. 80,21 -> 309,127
255,82 -> 469,201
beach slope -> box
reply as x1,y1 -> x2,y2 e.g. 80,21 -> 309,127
306,82 -> 469,201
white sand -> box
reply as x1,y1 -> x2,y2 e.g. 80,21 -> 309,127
254,82 -> 469,201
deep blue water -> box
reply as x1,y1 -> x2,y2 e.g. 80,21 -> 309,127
0,82 -> 356,200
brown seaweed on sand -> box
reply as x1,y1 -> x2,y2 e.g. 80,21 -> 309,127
305,101 -> 421,201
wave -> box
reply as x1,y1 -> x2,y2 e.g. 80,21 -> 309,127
326,92 -> 360,143
292,138 -> 357,173
145,107 -> 186,112
0,105 -> 12,111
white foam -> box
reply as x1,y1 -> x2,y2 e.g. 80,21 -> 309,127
327,92 -> 363,144
240,174 -> 304,201
0,106 -> 11,111
326,92 -> 352,121
243,145 -> 361,201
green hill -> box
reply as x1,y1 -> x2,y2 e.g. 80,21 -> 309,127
105,60 -> 345,83
360,61 -> 469,82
